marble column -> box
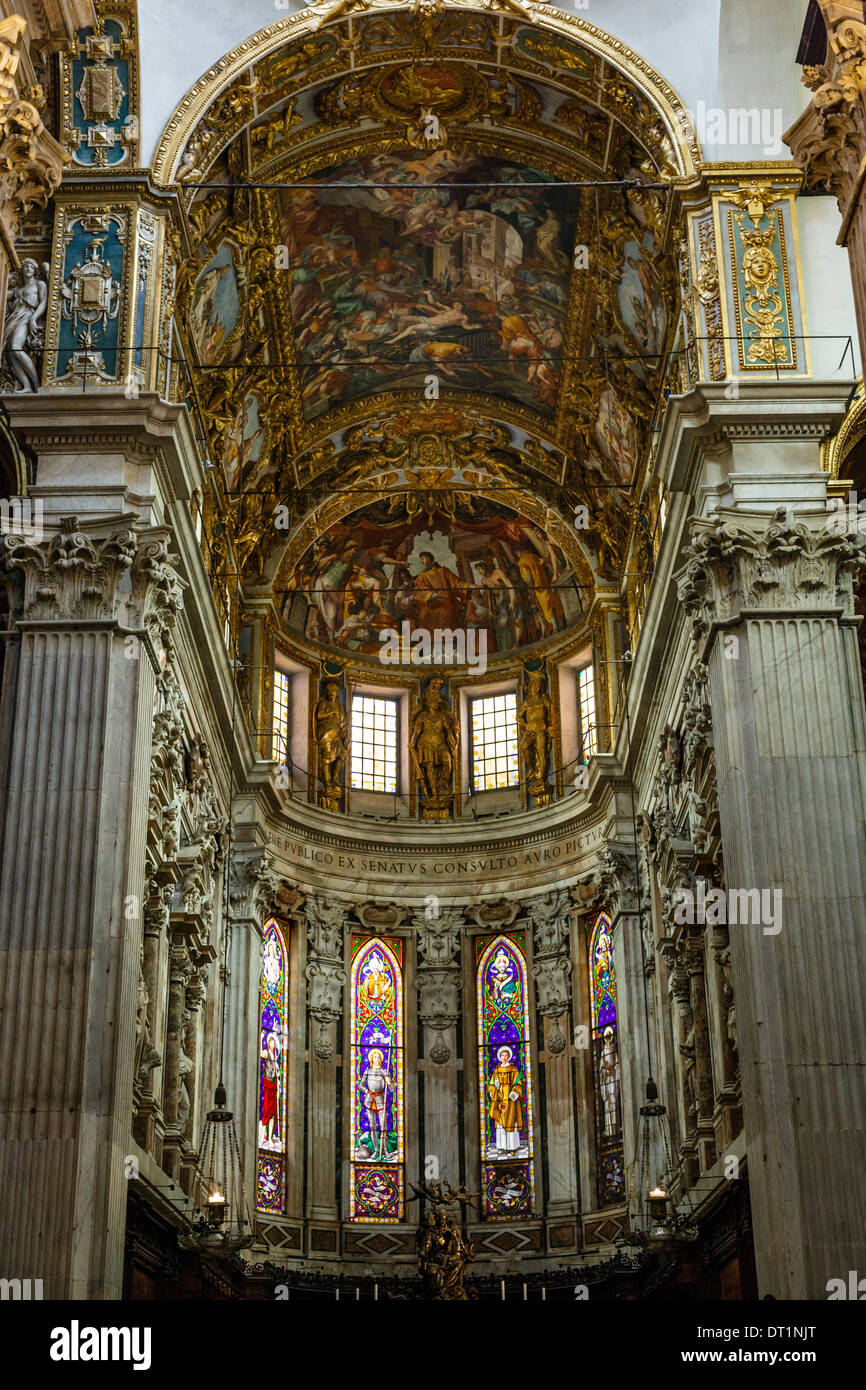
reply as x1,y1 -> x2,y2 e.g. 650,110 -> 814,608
223,848 -> 283,1198
527,890 -> 578,1216
677,504 -> 866,1297
594,846 -> 667,1200
412,907 -> 463,1191
304,894 -> 346,1225
0,518 -> 180,1299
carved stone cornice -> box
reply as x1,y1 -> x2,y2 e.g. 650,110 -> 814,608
304,893 -> 346,1024
676,505 -> 866,648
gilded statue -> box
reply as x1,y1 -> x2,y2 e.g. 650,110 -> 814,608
518,672 -> 552,805
314,679 -> 348,810
409,676 -> 458,818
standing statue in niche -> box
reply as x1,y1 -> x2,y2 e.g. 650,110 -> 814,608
517,671 -> 553,806
409,676 -> 458,820
3,259 -> 49,392
314,679 -> 348,811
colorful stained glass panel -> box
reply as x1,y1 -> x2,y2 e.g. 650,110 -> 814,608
349,935 -> 404,1221
589,912 -> 624,1205
476,934 -> 535,1218
256,917 -> 289,1214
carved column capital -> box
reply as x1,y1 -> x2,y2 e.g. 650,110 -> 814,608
0,98 -> 68,241
304,894 -> 346,1025
2,515 -> 137,621
676,506 -> 866,649
786,9 -> 866,210
228,848 -> 283,928
0,17 -> 68,244
527,889 -> 572,1021
593,845 -> 640,921
412,906 -> 463,1052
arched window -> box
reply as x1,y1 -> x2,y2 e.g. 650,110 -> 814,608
477,933 -> 535,1218
589,912 -> 624,1205
349,935 -> 404,1222
256,917 -> 290,1215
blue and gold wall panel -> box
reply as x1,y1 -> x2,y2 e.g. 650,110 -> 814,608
60,7 -> 140,170
43,197 -> 169,391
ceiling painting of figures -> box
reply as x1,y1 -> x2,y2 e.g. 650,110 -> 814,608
281,496 -> 584,661
280,149 -> 578,421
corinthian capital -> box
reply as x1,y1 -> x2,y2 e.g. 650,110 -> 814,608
229,849 -> 283,927
0,14 -> 68,242
593,846 -> 640,920
0,98 -> 68,240
785,8 -> 866,210
3,514 -> 137,621
526,888 -> 571,955
676,506 -> 866,647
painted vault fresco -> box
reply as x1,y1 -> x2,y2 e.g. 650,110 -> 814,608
281,496 -> 583,658
280,149 -> 577,420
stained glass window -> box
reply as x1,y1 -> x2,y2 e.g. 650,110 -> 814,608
577,663 -> 597,760
476,933 -> 535,1218
273,670 -> 290,765
350,696 -> 398,794
589,912 -> 624,1205
349,935 -> 404,1221
256,917 -> 289,1215
471,692 -> 519,791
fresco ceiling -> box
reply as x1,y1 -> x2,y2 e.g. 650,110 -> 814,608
172,6 -> 685,616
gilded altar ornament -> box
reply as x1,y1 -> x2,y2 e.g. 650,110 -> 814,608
409,677 -> 458,820
314,679 -> 348,810
517,671 -> 552,806
3,259 -> 48,392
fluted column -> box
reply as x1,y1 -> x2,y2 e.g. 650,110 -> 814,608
304,894 -> 346,1224
527,890 -> 577,1216
677,504 -> 866,1297
0,518 -> 181,1299
412,906 -> 463,1190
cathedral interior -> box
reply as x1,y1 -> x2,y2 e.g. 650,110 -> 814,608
0,0 -> 865,1312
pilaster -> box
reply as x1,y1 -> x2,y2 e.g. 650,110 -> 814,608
0,514 -> 183,1298
675,502 -> 866,1297
527,889 -> 578,1217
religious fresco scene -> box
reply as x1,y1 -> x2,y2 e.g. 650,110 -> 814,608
281,149 -> 576,418
1,0 -> 864,1342
282,497 -> 581,657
